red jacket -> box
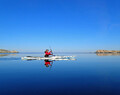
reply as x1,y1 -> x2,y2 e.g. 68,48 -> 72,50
45,51 -> 52,55
45,61 -> 51,65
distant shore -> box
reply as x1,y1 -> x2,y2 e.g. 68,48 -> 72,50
0,49 -> 19,53
0,49 -> 120,54
96,50 -> 120,53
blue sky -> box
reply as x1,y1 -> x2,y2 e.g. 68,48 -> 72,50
0,0 -> 120,52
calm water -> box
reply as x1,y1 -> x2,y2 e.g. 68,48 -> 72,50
0,53 -> 120,95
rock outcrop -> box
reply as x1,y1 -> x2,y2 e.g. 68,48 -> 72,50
96,50 -> 120,53
10,50 -> 19,53
0,49 -> 19,53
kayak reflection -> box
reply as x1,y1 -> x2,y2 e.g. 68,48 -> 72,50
44,60 -> 53,67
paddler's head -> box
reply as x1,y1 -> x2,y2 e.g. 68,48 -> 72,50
45,49 -> 49,52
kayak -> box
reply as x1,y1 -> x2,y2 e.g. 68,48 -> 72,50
21,56 -> 75,60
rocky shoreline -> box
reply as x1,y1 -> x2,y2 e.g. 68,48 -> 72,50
96,50 -> 120,53
0,49 -> 19,53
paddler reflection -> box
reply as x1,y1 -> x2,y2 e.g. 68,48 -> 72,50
44,60 -> 53,67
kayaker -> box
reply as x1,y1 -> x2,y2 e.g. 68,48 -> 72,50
44,49 -> 53,57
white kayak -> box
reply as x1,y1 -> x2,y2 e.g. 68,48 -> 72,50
21,56 -> 76,60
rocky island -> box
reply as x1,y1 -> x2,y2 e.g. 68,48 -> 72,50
0,49 -> 19,53
96,50 -> 120,53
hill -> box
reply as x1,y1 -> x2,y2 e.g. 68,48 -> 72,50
0,49 -> 19,53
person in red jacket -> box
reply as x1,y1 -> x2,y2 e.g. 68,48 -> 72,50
44,49 -> 53,57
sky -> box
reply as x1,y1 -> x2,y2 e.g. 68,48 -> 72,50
0,0 -> 120,52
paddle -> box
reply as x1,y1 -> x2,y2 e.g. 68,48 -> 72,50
49,46 -> 54,56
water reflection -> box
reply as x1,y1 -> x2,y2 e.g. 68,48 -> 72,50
0,54 -> 19,61
96,53 -> 120,56
44,60 -> 53,67
0,54 -> 16,57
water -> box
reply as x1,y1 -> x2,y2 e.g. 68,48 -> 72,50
0,53 -> 120,95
